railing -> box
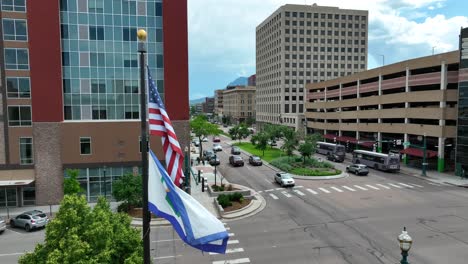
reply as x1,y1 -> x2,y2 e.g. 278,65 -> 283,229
190,167 -> 199,185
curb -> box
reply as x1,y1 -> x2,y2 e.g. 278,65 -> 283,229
131,218 -> 171,227
293,173 -> 348,180
220,185 -> 266,221
398,169 -> 468,187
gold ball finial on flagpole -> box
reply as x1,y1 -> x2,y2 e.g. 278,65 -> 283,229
137,29 -> 147,41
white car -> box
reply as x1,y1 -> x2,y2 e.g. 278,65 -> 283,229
213,143 -> 222,152
275,172 -> 295,187
202,137 -> 209,142
0,216 -> 6,234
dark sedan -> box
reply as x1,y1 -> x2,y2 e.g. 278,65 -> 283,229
209,156 -> 220,166
248,155 -> 262,166
229,155 -> 244,167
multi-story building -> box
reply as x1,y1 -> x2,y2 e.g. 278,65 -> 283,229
248,74 -> 256,86
214,89 -> 224,116
457,27 -> 468,176
204,97 -> 215,114
0,0 -> 189,207
305,51 -> 462,173
223,86 -> 256,124
256,4 -> 368,131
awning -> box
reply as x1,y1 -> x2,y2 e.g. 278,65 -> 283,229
400,148 -> 438,158
0,169 -> 35,186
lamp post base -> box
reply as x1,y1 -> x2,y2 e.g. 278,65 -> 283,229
400,250 -> 409,264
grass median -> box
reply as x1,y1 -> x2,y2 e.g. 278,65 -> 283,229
232,142 -> 283,162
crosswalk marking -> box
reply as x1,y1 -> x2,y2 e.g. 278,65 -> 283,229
342,186 -> 356,191
331,187 -> 343,192
306,188 -> 318,194
376,184 -> 390,189
228,233 -> 235,237
293,190 -> 306,196
281,191 -> 292,198
275,188 -> 283,190
269,193 -> 279,200
398,183 -> 414,188
213,258 -> 250,264
318,187 -> 331,193
225,227 -> 230,230
388,183 -> 402,189
409,183 -> 424,188
294,185 -> 304,188
366,184 -> 380,190
210,248 -> 244,255
227,240 -> 239,245
354,185 -> 368,191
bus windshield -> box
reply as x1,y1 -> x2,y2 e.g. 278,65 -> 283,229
335,145 -> 345,153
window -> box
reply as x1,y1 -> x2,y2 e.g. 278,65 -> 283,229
1,0 -> 26,12
155,2 -> 162,16
123,27 -> 137,41
4,48 -> 29,69
91,79 -> 106,93
6,77 -> 30,98
80,137 -> 91,155
92,106 -> 106,120
88,0 -> 104,13
124,54 -> 137,67
19,137 -> 33,165
89,26 -> 104,40
124,80 -> 138,93
90,52 -> 105,67
8,106 -> 31,126
2,19 -> 27,40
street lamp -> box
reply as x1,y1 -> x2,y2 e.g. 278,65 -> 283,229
214,153 -> 218,186
103,166 -> 107,198
398,227 -> 413,264
418,134 -> 427,177
379,54 -> 385,66
184,146 -> 191,194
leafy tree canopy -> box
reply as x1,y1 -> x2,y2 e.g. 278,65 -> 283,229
190,115 -> 222,159
19,196 -> 143,264
112,173 -> 143,211
251,131 -> 270,156
64,169 -> 84,196
228,123 -> 250,143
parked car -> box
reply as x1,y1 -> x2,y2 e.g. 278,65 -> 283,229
275,172 -> 295,187
229,155 -> 244,167
248,155 -> 263,166
346,164 -> 369,176
213,143 -> 222,152
202,137 -> 208,142
223,124 -> 228,128
0,216 -> 6,234
193,140 -> 200,147
231,146 -> 241,155
213,137 -> 221,143
209,156 -> 220,166
203,150 -> 215,160
10,210 -> 49,232
268,140 -> 277,146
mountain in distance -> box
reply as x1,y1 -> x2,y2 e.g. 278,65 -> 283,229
189,97 -> 205,105
227,77 -> 248,86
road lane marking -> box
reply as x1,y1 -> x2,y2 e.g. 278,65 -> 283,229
293,185 -> 304,188
398,183 -> 414,188
269,193 -> 279,200
366,185 -> 380,190
265,189 -> 274,192
331,187 -> 343,192
0,253 -> 27,257
428,182 -> 442,186
210,248 -> 244,255
227,240 -> 239,244
213,258 -> 250,264
353,185 -> 368,191
388,183 -> 402,189
376,184 -> 390,189
152,239 -> 180,243
293,190 -> 305,196
318,187 -> 330,193
408,183 -> 424,188
154,255 -> 182,260
306,188 -> 318,194
342,186 -> 356,191
281,191 -> 292,198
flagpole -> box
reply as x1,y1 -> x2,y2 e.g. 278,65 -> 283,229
137,29 -> 151,264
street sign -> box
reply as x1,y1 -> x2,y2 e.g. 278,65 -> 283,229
396,139 -> 402,145
403,142 -> 410,147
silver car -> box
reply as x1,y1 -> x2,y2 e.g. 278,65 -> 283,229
10,210 -> 49,232
0,216 -> 6,234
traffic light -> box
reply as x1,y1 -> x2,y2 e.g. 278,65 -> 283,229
373,143 -> 377,152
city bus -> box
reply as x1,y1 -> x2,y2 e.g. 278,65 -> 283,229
352,149 -> 400,172
316,142 -> 346,162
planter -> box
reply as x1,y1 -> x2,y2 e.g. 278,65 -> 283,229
214,196 -> 255,217
207,183 -> 251,197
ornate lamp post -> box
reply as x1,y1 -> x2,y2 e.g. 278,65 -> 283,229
103,166 -> 107,198
184,146 -> 191,194
398,227 -> 413,264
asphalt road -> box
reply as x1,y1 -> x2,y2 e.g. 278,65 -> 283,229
148,138 -> 468,264
0,226 -> 45,263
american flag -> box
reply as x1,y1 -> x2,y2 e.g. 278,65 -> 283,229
147,67 -> 184,187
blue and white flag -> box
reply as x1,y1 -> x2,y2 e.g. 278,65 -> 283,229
148,150 -> 229,254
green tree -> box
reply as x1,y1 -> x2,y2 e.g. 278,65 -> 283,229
190,105 -> 197,116
190,115 -> 222,160
245,116 -> 255,126
19,196 -> 143,264
112,173 -> 142,212
63,169 -> 84,195
281,127 -> 298,158
228,124 -> 250,143
298,142 -> 314,163
251,132 -> 269,156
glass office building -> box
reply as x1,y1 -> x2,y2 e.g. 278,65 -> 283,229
457,27 -> 468,176
60,0 -> 164,121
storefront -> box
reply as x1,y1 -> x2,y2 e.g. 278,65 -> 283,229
0,170 -> 35,208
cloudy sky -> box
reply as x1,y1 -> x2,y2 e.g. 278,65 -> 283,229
187,0 -> 468,100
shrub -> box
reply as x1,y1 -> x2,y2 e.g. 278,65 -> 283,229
212,184 -> 225,192
217,194 -> 232,208
117,202 -> 130,213
229,192 -> 243,202
227,184 -> 234,191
